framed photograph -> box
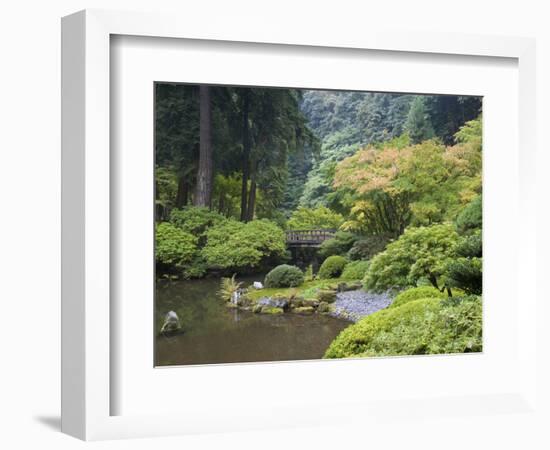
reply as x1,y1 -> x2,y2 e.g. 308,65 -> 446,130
62,9 -> 538,441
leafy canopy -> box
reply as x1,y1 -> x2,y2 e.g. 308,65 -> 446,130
170,206 -> 225,237
334,117 -> 482,236
364,223 -> 459,292
286,206 -> 344,230
201,219 -> 286,271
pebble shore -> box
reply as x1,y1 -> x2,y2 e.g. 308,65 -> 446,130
330,290 -> 392,322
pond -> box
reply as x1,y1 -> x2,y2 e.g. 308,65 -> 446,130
155,275 -> 352,366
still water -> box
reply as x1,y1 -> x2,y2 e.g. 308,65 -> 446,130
155,275 -> 351,366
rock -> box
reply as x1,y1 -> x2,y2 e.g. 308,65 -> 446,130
258,295 -> 289,309
231,291 -> 240,304
292,306 -> 315,314
317,289 -> 337,303
260,306 -> 284,314
236,295 -> 252,307
160,311 -> 182,334
252,304 -> 263,314
317,301 -> 331,313
302,298 -> 319,308
253,281 -> 264,289
338,282 -> 363,292
289,296 -> 305,308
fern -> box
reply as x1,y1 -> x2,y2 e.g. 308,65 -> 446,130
218,274 -> 242,301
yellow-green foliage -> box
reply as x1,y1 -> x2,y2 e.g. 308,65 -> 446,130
390,286 -> 445,309
169,206 -> 225,237
155,222 -> 198,267
202,219 -> 286,270
341,260 -> 370,280
324,296 -> 482,358
261,307 -> 284,314
334,116 -> 482,235
218,274 -> 242,301
287,206 -> 344,230
318,255 -> 348,279
364,223 -> 459,292
247,279 -> 337,302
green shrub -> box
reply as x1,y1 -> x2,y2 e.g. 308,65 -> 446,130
455,195 -> 482,234
155,222 -> 198,268
218,274 -> 243,301
347,234 -> 391,261
446,231 -> 482,295
446,257 -> 482,295
202,219 -> 286,271
456,231 -> 482,258
318,255 -> 348,279
182,256 -> 207,279
318,231 -> 357,258
390,286 -> 445,309
364,224 -> 459,293
287,206 -> 344,230
170,207 -> 225,237
324,296 -> 482,358
341,260 -> 370,280
264,265 -> 304,288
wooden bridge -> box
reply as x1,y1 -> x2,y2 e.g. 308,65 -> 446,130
285,229 -> 336,247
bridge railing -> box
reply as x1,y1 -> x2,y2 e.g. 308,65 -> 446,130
285,229 -> 336,245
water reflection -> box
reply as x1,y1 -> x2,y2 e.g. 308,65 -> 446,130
155,275 -> 351,366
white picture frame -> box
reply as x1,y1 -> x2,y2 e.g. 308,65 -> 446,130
61,9 -> 539,441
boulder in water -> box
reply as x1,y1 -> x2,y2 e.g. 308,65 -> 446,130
160,310 -> 182,334
302,298 -> 319,308
257,295 -> 288,309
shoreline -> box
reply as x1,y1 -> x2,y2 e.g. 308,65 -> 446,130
329,290 -> 393,322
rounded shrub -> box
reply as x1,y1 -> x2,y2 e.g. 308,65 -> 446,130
202,219 -> 286,271
324,296 -> 482,358
264,264 -> 304,288
340,260 -> 370,280
390,286 -> 445,309
318,255 -> 348,279
155,222 -> 198,268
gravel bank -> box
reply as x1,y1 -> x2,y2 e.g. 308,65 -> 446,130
330,290 -> 392,322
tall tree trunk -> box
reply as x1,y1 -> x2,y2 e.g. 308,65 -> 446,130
194,85 -> 213,207
155,180 -> 162,221
240,90 -> 250,221
246,168 -> 257,222
175,175 -> 189,208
